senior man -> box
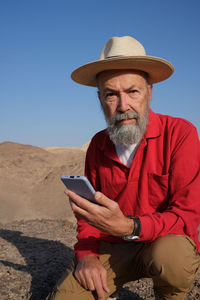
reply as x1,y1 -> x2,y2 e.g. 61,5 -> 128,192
48,36 -> 200,300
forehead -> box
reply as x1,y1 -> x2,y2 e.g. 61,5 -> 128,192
97,70 -> 148,89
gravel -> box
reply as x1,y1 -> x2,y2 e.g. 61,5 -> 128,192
0,219 -> 199,300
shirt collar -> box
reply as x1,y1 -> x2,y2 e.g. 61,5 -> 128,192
144,109 -> 162,139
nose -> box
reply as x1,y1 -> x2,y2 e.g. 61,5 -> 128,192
117,92 -> 130,112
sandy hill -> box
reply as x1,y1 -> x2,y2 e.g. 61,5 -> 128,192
0,141 -> 88,223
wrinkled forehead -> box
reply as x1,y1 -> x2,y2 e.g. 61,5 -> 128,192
97,69 -> 150,89
97,69 -> 149,85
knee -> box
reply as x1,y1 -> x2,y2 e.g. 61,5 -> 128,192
145,235 -> 200,291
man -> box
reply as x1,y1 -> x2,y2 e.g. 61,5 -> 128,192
48,36 -> 200,300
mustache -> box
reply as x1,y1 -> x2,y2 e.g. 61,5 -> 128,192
108,110 -> 139,125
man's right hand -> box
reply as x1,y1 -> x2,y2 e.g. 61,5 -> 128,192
74,254 -> 110,300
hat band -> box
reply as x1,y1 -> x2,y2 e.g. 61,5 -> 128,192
105,55 -> 124,59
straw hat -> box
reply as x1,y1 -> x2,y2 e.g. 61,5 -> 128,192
71,36 -> 174,86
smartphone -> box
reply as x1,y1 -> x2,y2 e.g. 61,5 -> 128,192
61,175 -> 99,204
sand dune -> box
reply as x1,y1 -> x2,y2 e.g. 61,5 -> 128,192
44,141 -> 90,153
0,141 -> 88,223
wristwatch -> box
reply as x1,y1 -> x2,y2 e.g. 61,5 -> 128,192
122,216 -> 141,241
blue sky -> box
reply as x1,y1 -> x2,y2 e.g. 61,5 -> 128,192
1,0 -> 200,147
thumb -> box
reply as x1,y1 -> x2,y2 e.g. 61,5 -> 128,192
94,191 -> 106,202
94,192 -> 111,207
94,191 -> 104,200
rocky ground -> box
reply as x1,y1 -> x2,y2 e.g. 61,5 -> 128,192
0,219 -> 199,300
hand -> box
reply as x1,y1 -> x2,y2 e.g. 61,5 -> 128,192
74,254 -> 110,300
66,190 -> 134,237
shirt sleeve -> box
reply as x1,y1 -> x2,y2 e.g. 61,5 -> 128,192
74,138 -> 102,261
139,123 -> 200,252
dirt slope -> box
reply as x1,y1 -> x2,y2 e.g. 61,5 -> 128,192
0,142 -> 87,223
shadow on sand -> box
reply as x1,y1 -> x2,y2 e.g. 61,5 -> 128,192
0,229 -> 74,299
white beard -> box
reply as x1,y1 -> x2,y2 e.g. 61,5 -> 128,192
106,105 -> 149,146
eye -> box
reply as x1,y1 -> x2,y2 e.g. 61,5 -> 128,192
105,92 -> 115,98
104,91 -> 118,102
129,89 -> 137,94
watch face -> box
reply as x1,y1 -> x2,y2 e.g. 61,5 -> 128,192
123,235 -> 139,241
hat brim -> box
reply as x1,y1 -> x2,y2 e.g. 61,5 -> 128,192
71,56 -> 174,86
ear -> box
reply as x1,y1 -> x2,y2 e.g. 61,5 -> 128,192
148,84 -> 153,104
97,90 -> 100,100
97,90 -> 104,107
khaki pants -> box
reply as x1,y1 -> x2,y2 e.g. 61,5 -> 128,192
46,235 -> 200,300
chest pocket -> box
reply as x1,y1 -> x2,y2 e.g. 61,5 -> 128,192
148,173 -> 169,210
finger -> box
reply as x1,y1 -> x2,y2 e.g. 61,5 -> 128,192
100,269 -> 110,293
70,200 -> 91,220
93,274 -> 106,300
67,190 -> 99,211
85,275 -> 95,291
75,267 -> 96,292
75,270 -> 88,290
94,192 -> 117,209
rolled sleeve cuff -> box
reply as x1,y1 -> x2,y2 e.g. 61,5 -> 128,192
74,238 -> 100,262
139,215 -> 154,241
74,249 -> 99,262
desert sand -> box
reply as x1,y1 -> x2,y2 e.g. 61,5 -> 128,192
0,141 -> 87,224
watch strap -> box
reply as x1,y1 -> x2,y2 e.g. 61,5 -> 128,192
122,216 -> 141,241
133,216 -> 141,236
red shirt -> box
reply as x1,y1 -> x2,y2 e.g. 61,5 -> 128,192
74,110 -> 200,261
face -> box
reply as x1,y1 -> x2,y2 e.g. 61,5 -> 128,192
97,70 -> 152,146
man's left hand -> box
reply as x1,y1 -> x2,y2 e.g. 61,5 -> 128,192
66,190 -> 134,237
